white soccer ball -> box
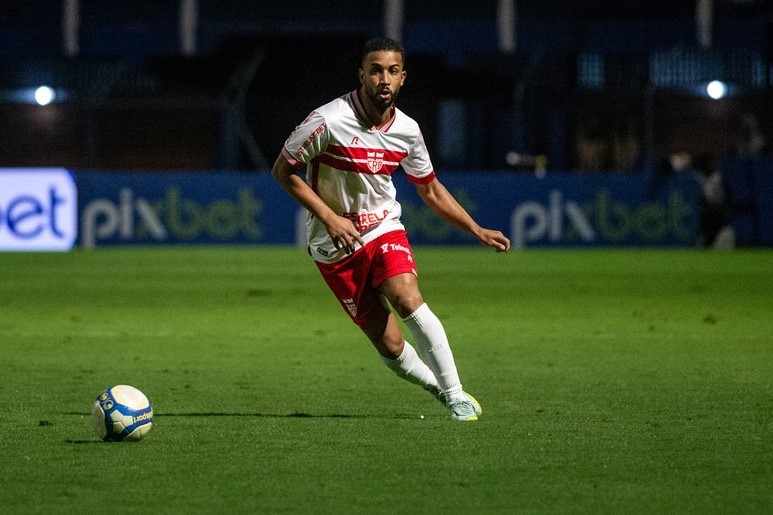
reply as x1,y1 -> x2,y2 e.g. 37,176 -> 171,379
92,385 -> 153,442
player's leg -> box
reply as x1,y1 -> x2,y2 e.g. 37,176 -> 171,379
360,304 -> 442,398
380,273 -> 462,398
315,243 -> 440,396
370,230 -> 481,420
380,273 -> 481,420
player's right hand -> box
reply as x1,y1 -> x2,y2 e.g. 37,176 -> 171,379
326,216 -> 365,254
478,228 -> 511,253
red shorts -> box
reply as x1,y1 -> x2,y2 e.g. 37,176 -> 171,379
315,230 -> 417,328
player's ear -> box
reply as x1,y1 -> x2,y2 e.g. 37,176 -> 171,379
401,69 -> 406,85
358,67 -> 364,84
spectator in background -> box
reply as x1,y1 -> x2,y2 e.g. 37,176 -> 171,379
611,116 -> 642,173
575,116 -> 611,172
693,154 -> 732,248
735,113 -> 767,157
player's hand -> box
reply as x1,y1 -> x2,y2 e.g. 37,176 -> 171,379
326,216 -> 365,254
478,228 -> 511,253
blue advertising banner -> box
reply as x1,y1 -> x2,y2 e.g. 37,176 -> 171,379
1,168 -> 78,251
392,171 -> 699,249
76,171 -> 299,248
75,170 -> 700,249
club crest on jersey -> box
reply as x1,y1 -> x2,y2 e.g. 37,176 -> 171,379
342,298 -> 358,317
367,151 -> 384,173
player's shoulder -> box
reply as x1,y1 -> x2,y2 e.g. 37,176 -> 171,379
313,93 -> 354,121
391,106 -> 422,136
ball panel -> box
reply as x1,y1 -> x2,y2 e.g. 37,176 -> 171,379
91,401 -> 108,440
124,421 -> 152,441
110,385 -> 150,410
136,422 -> 153,439
92,385 -> 153,442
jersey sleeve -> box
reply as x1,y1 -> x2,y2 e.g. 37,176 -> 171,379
400,129 -> 436,184
281,110 -> 330,167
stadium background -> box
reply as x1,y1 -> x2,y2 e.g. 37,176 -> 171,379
1,0 -> 772,249
2,4 -> 773,513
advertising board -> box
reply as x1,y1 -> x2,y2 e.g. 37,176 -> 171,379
0,168 -> 78,251
393,171 -> 699,249
76,172 -> 298,248
75,170 -> 699,249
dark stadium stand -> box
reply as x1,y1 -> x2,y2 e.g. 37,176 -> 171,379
0,0 -> 771,172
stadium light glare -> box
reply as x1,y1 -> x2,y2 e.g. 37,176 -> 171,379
34,86 -> 56,106
706,80 -> 727,100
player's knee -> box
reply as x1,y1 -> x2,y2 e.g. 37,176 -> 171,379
390,290 -> 424,318
370,331 -> 404,359
383,337 -> 404,359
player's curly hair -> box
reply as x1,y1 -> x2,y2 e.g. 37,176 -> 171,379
362,37 -> 405,65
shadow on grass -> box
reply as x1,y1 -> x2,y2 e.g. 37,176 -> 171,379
65,412 -> 421,443
66,411 -> 362,419
158,412 -> 359,418
152,412 -> 431,420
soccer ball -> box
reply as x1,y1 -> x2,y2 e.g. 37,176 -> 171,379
92,385 -> 154,442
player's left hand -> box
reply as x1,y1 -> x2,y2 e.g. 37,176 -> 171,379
478,229 -> 510,252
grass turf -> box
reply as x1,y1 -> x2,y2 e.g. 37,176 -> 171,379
0,247 -> 771,513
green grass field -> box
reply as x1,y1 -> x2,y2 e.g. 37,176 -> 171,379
1,247 -> 771,513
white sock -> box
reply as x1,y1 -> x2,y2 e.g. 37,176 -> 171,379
381,341 -> 440,391
402,303 -> 464,401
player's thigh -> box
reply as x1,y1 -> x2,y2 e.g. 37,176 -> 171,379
380,273 -> 423,318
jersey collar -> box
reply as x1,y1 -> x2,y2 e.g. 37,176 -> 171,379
349,90 -> 397,132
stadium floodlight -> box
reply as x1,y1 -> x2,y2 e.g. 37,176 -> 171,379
34,86 -> 56,106
706,80 -> 727,100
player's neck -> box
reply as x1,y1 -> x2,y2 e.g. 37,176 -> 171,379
357,87 -> 394,129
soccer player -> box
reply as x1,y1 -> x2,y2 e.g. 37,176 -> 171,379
271,37 -> 510,421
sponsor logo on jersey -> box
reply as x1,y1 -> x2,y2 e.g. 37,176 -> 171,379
343,209 -> 389,231
296,122 -> 326,158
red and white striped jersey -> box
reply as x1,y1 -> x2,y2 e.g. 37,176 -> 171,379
282,89 -> 436,263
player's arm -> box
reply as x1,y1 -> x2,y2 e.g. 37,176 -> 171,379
271,154 -> 364,254
415,177 -> 510,252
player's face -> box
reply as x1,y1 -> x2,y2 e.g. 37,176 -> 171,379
359,50 -> 406,111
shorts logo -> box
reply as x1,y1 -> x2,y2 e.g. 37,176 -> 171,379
342,298 -> 358,317
367,151 -> 384,173
380,242 -> 414,262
